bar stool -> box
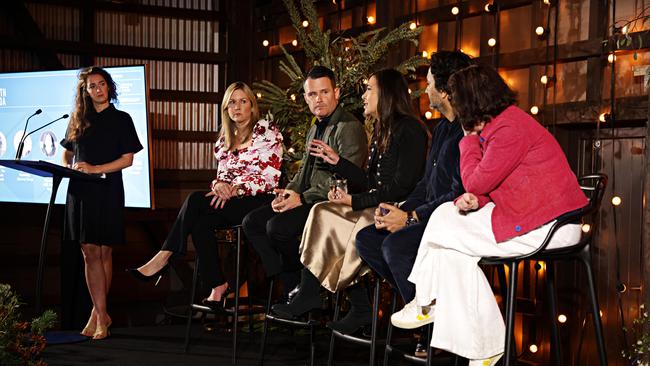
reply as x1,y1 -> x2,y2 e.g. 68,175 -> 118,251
183,225 -> 253,365
479,173 -> 608,366
327,275 -> 382,366
257,278 -> 320,366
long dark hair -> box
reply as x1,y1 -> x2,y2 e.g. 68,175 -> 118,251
448,64 -> 516,131
371,69 -> 416,152
66,66 -> 118,141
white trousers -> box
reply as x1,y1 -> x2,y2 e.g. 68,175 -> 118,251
408,202 -> 581,360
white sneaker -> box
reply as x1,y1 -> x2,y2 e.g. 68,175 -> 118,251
468,352 -> 503,366
390,299 -> 435,329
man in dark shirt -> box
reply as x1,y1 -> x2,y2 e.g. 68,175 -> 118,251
352,52 -> 473,354
242,66 -> 367,300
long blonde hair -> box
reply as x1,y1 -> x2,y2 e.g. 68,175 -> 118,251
220,82 -> 259,151
67,66 -> 118,141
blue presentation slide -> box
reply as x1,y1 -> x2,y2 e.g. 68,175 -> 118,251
0,65 -> 152,208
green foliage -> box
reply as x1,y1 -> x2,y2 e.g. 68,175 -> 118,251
0,284 -> 56,366
253,0 -> 428,154
622,303 -> 650,365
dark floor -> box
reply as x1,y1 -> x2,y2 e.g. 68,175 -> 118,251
42,321 -> 462,366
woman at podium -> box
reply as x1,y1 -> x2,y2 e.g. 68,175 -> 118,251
61,66 -> 143,340
129,82 -> 282,308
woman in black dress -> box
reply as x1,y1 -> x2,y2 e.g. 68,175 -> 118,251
61,67 -> 143,340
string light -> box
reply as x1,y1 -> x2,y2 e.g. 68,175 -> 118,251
581,223 -> 591,233
291,39 -> 298,46
408,88 -> 412,94
484,3 -> 493,12
622,25 -> 629,34
410,22 -> 417,30
530,106 -> 539,115
451,6 -> 460,15
262,40 -> 269,47
288,147 -> 295,153
363,78 -> 369,85
529,344 -> 538,353
367,16 -> 376,24
611,196 -> 622,206
302,20 -> 309,27
558,314 -> 567,323
540,75 -> 549,84
422,50 -> 429,58
487,38 -> 497,47
607,53 -> 616,63
425,111 -> 433,119
290,94 -> 296,101
256,92 -> 262,98
599,113 -> 608,123
535,26 -> 546,36
543,0 -> 551,4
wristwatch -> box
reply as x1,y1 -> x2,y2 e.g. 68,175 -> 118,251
405,211 -> 418,226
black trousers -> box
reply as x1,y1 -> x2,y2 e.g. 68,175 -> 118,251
355,222 -> 426,303
161,191 -> 273,289
242,203 -> 314,277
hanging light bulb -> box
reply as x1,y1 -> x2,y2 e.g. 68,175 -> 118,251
543,0 -> 551,4
487,38 -> 497,47
581,224 -> 591,233
425,111 -> 433,119
530,106 -> 539,115
535,26 -> 546,36
529,344 -> 538,353
622,25 -> 629,34
291,39 -> 298,46
367,16 -> 376,24
256,92 -> 262,98
288,147 -> 295,153
290,94 -> 296,101
410,22 -> 417,30
558,314 -> 567,323
611,196 -> 622,206
302,20 -> 309,27
451,6 -> 460,15
408,88 -> 412,94
422,50 -> 429,58
484,3 -> 493,12
363,78 -> 369,85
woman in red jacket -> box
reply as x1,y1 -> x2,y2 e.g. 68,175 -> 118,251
390,64 -> 588,366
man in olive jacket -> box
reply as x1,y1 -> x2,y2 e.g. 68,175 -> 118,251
243,66 -> 368,298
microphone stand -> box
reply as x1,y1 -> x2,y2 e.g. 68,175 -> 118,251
15,109 -> 42,160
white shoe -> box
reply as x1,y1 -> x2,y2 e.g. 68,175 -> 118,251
390,299 -> 435,329
468,352 -> 503,366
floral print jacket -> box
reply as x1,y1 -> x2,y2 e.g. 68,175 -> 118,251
212,119 -> 283,196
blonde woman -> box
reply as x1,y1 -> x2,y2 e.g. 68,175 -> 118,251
129,82 -> 283,307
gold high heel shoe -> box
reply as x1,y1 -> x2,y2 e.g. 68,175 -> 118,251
91,319 -> 112,340
80,318 -> 96,337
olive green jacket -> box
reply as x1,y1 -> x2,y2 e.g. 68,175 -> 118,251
285,105 -> 368,204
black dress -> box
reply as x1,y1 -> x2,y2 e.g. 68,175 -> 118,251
61,104 -> 143,246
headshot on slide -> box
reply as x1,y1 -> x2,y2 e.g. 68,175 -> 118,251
40,131 -> 57,157
0,132 -> 6,158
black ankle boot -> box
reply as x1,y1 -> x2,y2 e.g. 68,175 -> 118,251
327,284 -> 372,335
272,268 -> 321,319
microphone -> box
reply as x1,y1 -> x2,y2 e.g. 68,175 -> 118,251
15,109 -> 42,159
15,114 -> 69,160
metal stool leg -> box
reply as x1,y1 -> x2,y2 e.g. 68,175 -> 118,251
425,322 -> 433,366
382,290 -> 397,366
580,247 -> 608,366
310,324 -> 316,366
545,261 -> 562,365
503,261 -> 519,366
369,279 -> 381,366
232,228 -> 242,365
327,290 -> 342,366
258,279 -> 274,366
184,257 -> 200,353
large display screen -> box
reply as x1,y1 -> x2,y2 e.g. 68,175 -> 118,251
0,65 -> 152,208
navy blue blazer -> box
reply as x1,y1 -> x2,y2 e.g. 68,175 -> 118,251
400,118 -> 464,224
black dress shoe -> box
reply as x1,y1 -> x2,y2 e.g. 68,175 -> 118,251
126,264 -> 169,286
414,341 -> 427,358
271,292 -> 321,319
327,310 -> 372,335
